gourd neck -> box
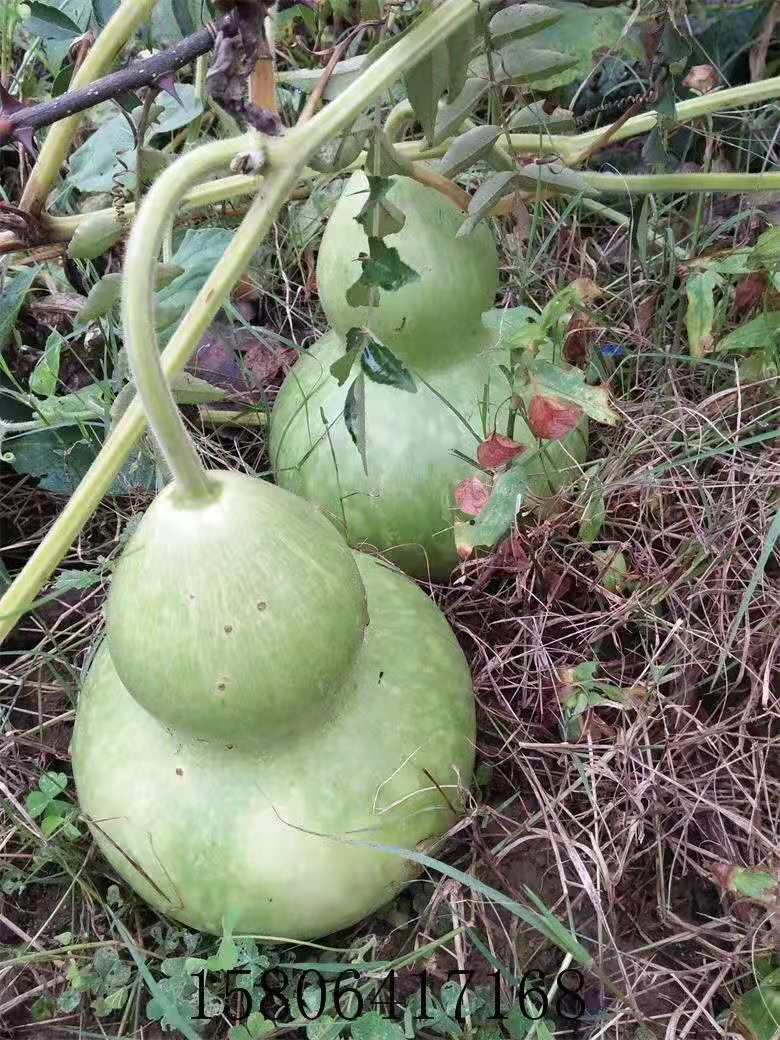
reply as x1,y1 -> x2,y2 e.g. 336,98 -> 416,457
122,137 -> 246,503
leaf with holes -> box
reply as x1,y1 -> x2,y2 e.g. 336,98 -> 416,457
354,176 -> 405,239
440,125 -> 501,177
346,238 -> 419,307
685,268 -> 720,357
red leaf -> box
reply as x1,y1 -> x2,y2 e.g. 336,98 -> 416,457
476,433 -> 525,471
732,272 -> 766,318
528,394 -> 582,441
454,476 -> 490,517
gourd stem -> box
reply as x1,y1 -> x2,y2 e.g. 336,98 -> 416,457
20,0 -> 157,214
122,135 -> 253,501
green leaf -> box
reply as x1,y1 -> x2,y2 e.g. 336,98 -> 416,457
433,78 -> 490,144
404,43 -> 449,142
446,19 -> 476,100
718,311 -> 780,353
579,478 -> 605,545
309,115 -> 373,175
207,911 -> 239,972
685,268 -> 719,357
155,228 -> 234,338
360,339 -> 416,392
345,238 -> 419,307
330,332 -> 363,386
462,454 -> 538,553
29,331 -> 64,397
487,3 -> 562,45
277,55 -> 366,99
594,549 -> 628,593
440,125 -> 501,177
68,88 -> 202,193
727,967 -> 780,1040
472,43 -> 576,85
0,267 -> 37,353
67,211 -> 124,260
515,160 -> 597,198
509,101 -> 576,133
26,771 -> 68,817
76,273 -> 122,324
344,372 -> 368,474
169,372 -> 228,405
458,172 -> 516,237
365,132 -> 411,180
6,425 -> 155,495
51,568 -> 104,595
354,176 -> 406,239
505,1 -> 644,92
230,1011 -> 277,1040
351,1011 -> 405,1040
528,359 -> 618,425
25,1 -> 83,40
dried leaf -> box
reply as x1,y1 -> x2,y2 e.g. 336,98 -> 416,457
527,359 -> 617,426
454,476 -> 490,517
732,273 -> 767,318
528,394 -> 583,440
476,432 -> 525,471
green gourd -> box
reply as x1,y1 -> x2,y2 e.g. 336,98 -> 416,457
270,173 -> 588,580
71,158 -> 476,941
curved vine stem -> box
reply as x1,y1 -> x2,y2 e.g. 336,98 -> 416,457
0,0 -> 488,640
20,0 -> 157,214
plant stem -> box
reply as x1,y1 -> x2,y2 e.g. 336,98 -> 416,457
19,0 -> 157,214
122,135 -> 252,501
580,170 -> 780,193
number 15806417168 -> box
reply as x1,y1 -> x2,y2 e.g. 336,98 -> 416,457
192,966 -> 586,1028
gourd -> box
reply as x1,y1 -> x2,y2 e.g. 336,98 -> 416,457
270,173 -> 588,580
70,161 -> 475,940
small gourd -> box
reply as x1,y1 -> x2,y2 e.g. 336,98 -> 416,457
71,170 -> 476,940
270,172 -> 588,579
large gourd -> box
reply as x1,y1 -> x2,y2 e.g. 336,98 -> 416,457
270,173 -> 588,580
71,155 -> 475,941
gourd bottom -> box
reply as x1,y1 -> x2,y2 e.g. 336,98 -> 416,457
71,553 -> 475,940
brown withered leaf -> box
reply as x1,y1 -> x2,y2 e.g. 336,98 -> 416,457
732,272 -> 767,318
682,64 -> 718,94
563,311 -> 592,366
528,394 -> 583,440
454,476 -> 490,517
244,341 -> 298,386
476,432 -> 525,471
